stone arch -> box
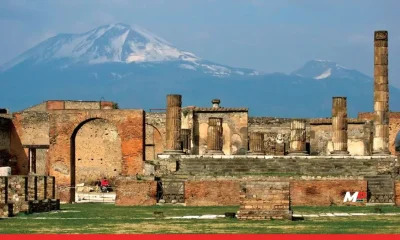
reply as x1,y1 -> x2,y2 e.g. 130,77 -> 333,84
70,117 -> 122,201
145,123 -> 163,160
73,118 -> 122,185
47,110 -> 144,203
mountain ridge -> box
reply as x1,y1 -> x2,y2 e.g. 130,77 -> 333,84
1,23 -> 399,117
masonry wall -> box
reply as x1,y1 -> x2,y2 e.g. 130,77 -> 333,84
248,117 -> 297,154
145,112 -> 166,160
0,175 -> 56,215
193,110 -> 248,155
11,112 -> 50,175
290,180 -> 367,206
115,178 -> 157,206
395,181 -> 400,206
358,112 -> 400,155
310,119 -> 372,156
185,180 -> 240,206
75,119 -> 122,185
48,109 -> 144,202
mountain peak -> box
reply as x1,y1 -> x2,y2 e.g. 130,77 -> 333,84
1,23 -> 201,70
1,23 -> 259,77
290,59 -> 369,80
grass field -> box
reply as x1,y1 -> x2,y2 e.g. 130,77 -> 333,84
1,204 -> 400,234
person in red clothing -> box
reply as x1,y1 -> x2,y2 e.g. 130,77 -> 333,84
100,177 -> 111,192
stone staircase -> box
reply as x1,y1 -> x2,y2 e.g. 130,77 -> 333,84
365,175 -> 395,205
175,157 -> 388,177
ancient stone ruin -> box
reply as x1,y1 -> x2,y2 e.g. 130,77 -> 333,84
0,30 -> 400,220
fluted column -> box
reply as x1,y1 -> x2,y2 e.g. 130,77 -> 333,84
206,117 -> 224,155
288,119 -> 307,155
164,94 -> 184,154
373,30 -> 390,155
331,97 -> 349,155
248,132 -> 264,155
181,129 -> 191,154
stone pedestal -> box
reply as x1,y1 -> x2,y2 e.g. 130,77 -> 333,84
248,132 -> 264,155
206,118 -> 224,155
331,97 -> 349,155
288,119 -> 307,155
164,94 -> 184,154
373,31 -> 390,155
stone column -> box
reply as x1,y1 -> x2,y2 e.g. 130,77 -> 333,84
248,132 -> 264,155
288,119 -> 307,155
331,97 -> 349,155
373,30 -> 390,155
164,94 -> 184,154
181,129 -> 191,154
206,117 -> 224,155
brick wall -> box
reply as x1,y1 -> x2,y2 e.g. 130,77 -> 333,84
115,178 -> 156,206
75,119 -> 122,185
395,181 -> 400,206
290,180 -> 367,206
185,180 -> 240,206
48,109 -> 144,202
237,181 -> 291,220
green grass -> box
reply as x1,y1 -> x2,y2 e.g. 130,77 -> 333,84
0,204 -> 399,234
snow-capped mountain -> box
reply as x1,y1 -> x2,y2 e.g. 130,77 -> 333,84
0,23 -> 259,77
1,23 -> 400,117
291,59 -> 371,81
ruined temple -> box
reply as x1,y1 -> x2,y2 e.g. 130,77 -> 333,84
1,31 -> 400,219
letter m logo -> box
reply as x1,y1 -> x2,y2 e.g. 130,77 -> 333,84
343,192 -> 359,202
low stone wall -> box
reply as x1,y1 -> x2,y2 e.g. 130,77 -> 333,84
185,180 -> 240,206
116,178 -> 378,207
0,175 -> 56,216
290,180 -> 367,206
115,178 -> 157,206
396,181 -> 400,206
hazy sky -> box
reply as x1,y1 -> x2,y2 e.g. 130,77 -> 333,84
1,0 -> 399,86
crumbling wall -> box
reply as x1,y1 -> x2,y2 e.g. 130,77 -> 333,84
185,180 -> 240,206
395,181 -> 400,206
145,112 -> 166,160
115,178 -> 157,206
309,119 -> 372,155
47,109 -> 144,202
193,110 -> 248,155
290,180 -> 367,206
248,117 -> 295,154
75,119 -> 122,185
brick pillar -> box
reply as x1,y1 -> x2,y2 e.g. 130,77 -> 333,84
331,97 -> 349,155
373,30 -> 390,155
288,119 -> 307,155
206,117 -> 224,155
181,129 -> 191,154
248,132 -> 264,155
164,94 -> 184,154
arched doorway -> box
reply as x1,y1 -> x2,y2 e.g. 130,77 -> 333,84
145,124 -> 163,160
70,118 -> 122,202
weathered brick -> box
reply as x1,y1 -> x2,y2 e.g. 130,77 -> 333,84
115,178 -> 156,206
185,181 -> 240,206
